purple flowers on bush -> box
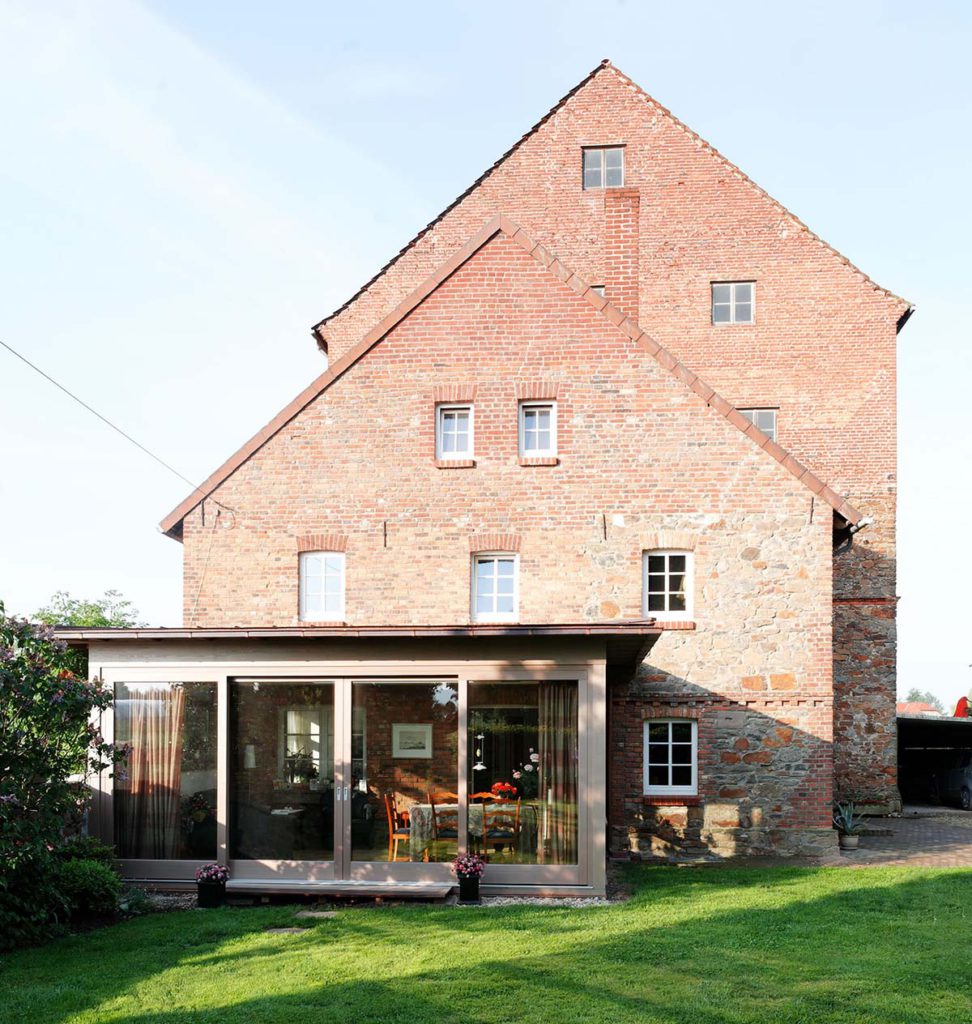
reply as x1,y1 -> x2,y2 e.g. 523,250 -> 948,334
195,863 -> 229,884
452,853 -> 486,879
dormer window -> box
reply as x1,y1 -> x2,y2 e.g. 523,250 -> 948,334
712,282 -> 754,324
583,147 -> 624,189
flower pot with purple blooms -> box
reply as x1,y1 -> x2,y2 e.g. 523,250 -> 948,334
195,863 -> 229,907
453,853 -> 486,904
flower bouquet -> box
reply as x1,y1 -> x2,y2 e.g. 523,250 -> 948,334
195,863 -> 229,908
490,781 -> 517,799
512,750 -> 541,799
452,853 -> 486,904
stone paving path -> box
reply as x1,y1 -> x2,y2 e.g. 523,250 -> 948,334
840,805 -> 972,868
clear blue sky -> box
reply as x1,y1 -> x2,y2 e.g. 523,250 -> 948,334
1,1 -> 969,706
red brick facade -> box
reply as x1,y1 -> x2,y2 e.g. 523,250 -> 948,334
164,61 -> 909,857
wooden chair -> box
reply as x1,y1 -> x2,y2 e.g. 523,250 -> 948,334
483,799 -> 521,856
469,791 -> 498,803
384,793 -> 411,862
428,791 -> 459,844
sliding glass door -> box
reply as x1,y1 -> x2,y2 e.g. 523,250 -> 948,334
225,676 -> 581,885
229,680 -> 337,878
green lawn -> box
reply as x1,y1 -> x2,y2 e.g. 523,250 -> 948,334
1,866 -> 970,1024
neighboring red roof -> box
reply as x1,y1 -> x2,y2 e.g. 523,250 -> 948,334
896,701 -> 943,717
160,215 -> 863,537
312,59 -> 911,348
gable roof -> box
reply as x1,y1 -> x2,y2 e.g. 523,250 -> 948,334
312,59 -> 910,350
161,215 -> 863,537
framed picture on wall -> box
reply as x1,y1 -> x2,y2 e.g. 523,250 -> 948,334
392,723 -> 433,758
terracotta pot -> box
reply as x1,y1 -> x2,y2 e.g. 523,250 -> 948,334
457,875 -> 481,904
838,833 -> 859,850
197,881 -> 226,908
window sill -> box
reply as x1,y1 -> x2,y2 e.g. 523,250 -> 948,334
434,459 -> 476,469
642,795 -> 701,807
518,456 -> 559,467
298,620 -> 348,627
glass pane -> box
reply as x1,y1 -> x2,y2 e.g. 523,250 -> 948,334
712,284 -> 732,304
352,681 -> 458,863
469,680 -> 578,865
648,574 -> 666,592
670,593 -> 686,612
671,722 -> 693,743
476,559 -> 494,579
734,302 -> 753,323
713,304 -> 731,324
605,163 -> 623,187
648,744 -> 668,764
648,765 -> 668,787
231,681 -> 335,862
647,555 -> 665,573
496,576 -> 514,596
672,744 -> 693,765
497,559 -> 515,576
476,593 -> 493,614
324,555 -> 343,574
669,555 -> 686,573
647,593 -> 666,611
496,594 -> 515,614
672,765 -> 692,787
648,722 -> 669,742
735,283 -> 753,303
605,147 -> 623,169
114,682 -> 217,860
442,433 -> 457,453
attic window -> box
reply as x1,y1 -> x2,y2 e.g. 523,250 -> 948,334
583,147 -> 624,189
739,408 -> 777,442
712,282 -> 754,324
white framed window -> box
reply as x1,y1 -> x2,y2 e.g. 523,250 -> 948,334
644,719 -> 698,796
471,553 -> 519,623
739,408 -> 777,442
711,282 -> 754,324
582,146 -> 624,189
278,706 -> 334,783
642,550 -> 693,620
518,401 -> 557,458
591,284 -> 606,297
436,404 -> 474,460
299,551 -> 345,621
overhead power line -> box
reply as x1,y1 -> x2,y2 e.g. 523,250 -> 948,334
0,336 -> 222,510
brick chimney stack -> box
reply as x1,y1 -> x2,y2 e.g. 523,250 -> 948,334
603,188 -> 640,325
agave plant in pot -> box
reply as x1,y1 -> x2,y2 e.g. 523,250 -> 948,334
195,863 -> 230,907
833,802 -> 865,850
452,853 -> 486,904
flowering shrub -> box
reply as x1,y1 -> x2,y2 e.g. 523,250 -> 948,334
452,853 -> 486,879
195,863 -> 230,884
0,604 -> 128,948
490,781 -> 517,798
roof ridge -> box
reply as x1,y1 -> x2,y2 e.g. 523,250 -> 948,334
601,63 -> 910,309
311,59 -> 613,346
161,213 -> 861,536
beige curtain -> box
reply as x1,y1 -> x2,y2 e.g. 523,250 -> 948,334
538,682 -> 578,864
117,684 -> 186,859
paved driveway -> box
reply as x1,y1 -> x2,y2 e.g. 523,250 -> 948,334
842,805 -> 972,867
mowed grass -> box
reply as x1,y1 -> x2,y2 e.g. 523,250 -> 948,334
1,866 -> 970,1024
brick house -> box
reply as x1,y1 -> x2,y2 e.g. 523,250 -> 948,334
64,61 -> 910,896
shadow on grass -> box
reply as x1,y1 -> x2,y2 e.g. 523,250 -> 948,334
2,867 -> 971,1024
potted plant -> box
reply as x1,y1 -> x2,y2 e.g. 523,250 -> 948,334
195,863 -> 229,907
452,853 -> 486,904
833,802 -> 865,850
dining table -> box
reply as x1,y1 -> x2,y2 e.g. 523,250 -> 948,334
407,802 -> 538,860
